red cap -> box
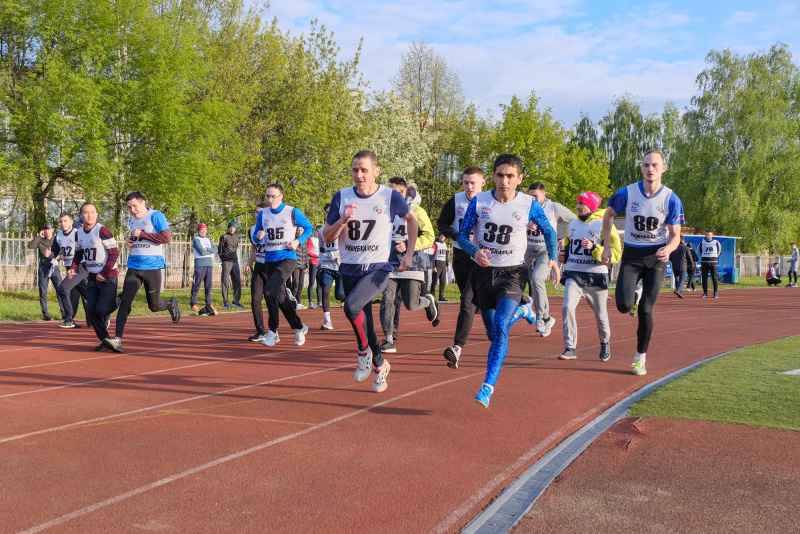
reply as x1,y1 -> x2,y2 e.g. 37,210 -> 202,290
197,223 -> 207,229
577,191 -> 601,212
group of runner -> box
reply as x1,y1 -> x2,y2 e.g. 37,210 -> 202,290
53,148 -> 683,407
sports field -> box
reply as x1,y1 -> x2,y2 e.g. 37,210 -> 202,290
1,287 -> 798,533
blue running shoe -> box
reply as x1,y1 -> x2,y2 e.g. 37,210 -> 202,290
513,301 -> 536,325
474,383 -> 493,408
224,303 -> 231,308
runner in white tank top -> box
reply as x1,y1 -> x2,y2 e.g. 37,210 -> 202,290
323,151 -> 418,395
602,150 -> 684,376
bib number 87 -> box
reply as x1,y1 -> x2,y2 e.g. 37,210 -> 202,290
348,219 -> 376,240
483,223 -> 512,245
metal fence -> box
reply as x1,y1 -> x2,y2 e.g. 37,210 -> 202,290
0,230 -> 785,291
0,232 -> 252,291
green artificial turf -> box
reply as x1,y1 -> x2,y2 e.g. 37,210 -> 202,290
630,336 -> 800,431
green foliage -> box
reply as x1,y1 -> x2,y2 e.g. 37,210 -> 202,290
673,44 -> 800,253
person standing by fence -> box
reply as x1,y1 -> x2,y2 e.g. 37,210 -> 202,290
53,212 -> 89,328
787,243 -> 798,287
191,223 -> 217,315
219,221 -> 244,308
28,222 -> 66,321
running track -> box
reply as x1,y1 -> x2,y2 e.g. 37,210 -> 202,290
1,288 -> 798,533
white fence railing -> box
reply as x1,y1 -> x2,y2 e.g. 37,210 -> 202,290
0,230 -> 787,291
0,232 -> 252,291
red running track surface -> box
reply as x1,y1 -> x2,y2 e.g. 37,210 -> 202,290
1,288 -> 798,533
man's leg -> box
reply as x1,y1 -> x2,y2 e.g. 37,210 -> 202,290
701,262 -> 710,294
231,262 -> 242,304
710,263 -> 719,294
264,259 -> 303,333
58,268 -> 80,322
85,278 -> 106,341
530,250 -> 551,324
452,252 -> 478,348
250,264 -> 267,334
379,278 -> 399,341
220,261 -> 231,305
561,279 -> 583,353
342,271 -> 390,364
202,266 -> 213,307
50,268 -> 67,318
307,264 -> 318,305
190,268 -> 203,308
38,265 -> 51,319
115,269 -> 143,338
635,257 -> 667,354
438,267 -> 447,300
584,286 -> 611,344
615,257 -> 645,314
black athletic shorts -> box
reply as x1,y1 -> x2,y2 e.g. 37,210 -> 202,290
472,264 -> 527,311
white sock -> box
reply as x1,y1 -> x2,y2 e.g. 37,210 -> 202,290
386,335 -> 393,343
324,312 -> 331,321
634,352 -> 646,363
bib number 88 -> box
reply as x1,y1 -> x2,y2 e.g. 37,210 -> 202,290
483,223 -> 512,245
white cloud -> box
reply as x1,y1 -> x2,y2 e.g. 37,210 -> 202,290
723,11 -> 759,26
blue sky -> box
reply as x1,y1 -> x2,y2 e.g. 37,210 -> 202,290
261,0 -> 800,128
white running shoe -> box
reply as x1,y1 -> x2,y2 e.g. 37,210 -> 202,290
355,347 -> 372,382
295,324 -> 308,346
444,345 -> 461,369
296,303 -> 307,310
262,330 -> 280,346
540,316 -> 555,337
320,321 -> 333,330
535,318 -> 545,333
373,360 -> 390,393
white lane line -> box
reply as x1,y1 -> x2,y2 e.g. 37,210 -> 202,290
431,401 -> 612,534
16,370 -> 490,534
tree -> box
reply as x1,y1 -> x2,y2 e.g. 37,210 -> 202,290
363,91 -> 433,181
673,44 -> 800,252
598,94 -> 653,191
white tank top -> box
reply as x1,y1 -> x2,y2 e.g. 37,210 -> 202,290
259,205 -> 298,252
193,236 -> 214,259
452,191 -> 474,250
526,200 -> 556,248
698,239 -> 720,261
435,242 -> 448,261
337,185 -> 394,265
564,218 -> 607,274
623,184 -> 673,246
76,224 -> 116,274
129,210 -> 164,257
391,215 -> 408,242
56,229 -> 78,265
317,226 -> 341,271
249,225 -> 267,263
473,191 -> 532,267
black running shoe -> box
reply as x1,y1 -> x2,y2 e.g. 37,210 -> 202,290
380,340 -> 396,353
169,296 -> 181,323
599,342 -> 611,362
94,343 -> 109,352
